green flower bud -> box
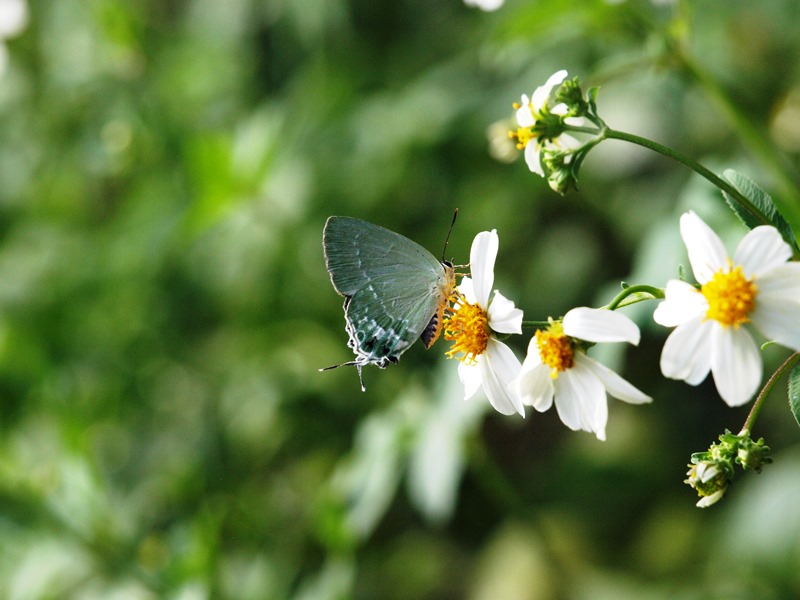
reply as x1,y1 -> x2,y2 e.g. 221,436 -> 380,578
555,77 -> 589,117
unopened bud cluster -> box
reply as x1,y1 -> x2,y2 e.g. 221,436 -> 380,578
685,429 -> 771,507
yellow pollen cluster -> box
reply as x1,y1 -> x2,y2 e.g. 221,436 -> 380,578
443,296 -> 489,366
508,127 -> 535,150
701,266 -> 757,327
535,323 -> 574,379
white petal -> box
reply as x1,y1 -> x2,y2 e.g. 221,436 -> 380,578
511,365 -> 553,411
751,296 -> 800,352
511,338 -> 553,411
756,262 -> 800,302
457,277 -> 477,305
552,131 -> 582,151
511,362 -> 553,412
660,318 -> 713,385
696,489 -> 725,508
554,364 -> 607,440
458,361 -> 482,402
524,141 -> 544,176
653,280 -> 707,327
563,116 -> 586,128
563,307 -> 640,345
696,462 -> 719,483
515,95 -> 534,127
531,70 -> 568,111
576,353 -> 652,405
487,290 -> 523,334
680,211 -> 729,284
469,230 -> 498,307
481,340 -> 524,416
710,326 -> 762,407
733,225 -> 792,279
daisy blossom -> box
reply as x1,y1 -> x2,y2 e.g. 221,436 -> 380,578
653,210 -> 800,406
509,69 -> 584,176
444,230 -> 524,416
510,307 -> 651,440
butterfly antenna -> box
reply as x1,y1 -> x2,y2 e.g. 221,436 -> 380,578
441,208 -> 458,262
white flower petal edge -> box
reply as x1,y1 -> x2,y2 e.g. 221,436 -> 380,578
577,353 -> 652,405
479,341 -> 524,416
680,211 -> 727,284
515,96 -> 535,128
487,290 -> 523,334
457,360 -> 483,402
524,143 -> 544,176
653,280 -> 707,327
563,307 -> 640,345
531,70 -> 568,111
751,296 -> 800,351
756,262 -> 800,301
457,277 -> 477,305
659,317 -> 713,385
733,225 -> 792,279
470,230 -> 498,307
553,359 -> 608,440
511,339 -> 554,412
709,326 -> 762,407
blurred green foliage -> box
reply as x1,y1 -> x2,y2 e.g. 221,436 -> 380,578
1,0 -> 800,598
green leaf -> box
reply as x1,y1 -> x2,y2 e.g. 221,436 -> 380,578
721,169 -> 800,253
788,364 -> 800,429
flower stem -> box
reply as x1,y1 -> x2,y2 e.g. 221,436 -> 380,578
677,54 -> 800,226
605,284 -> 665,310
521,319 -> 552,329
742,352 -> 800,433
601,128 -> 800,260
602,129 -> 754,214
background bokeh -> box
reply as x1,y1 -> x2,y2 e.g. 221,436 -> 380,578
1,0 -> 800,598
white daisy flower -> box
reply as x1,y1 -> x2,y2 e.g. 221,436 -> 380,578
509,69 -> 583,176
654,210 -> 800,407
444,230 -> 524,417
510,307 -> 651,440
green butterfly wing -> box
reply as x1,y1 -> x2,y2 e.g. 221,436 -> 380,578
323,216 -> 453,371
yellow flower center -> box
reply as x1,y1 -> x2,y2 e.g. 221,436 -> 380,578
508,126 -> 535,150
535,321 -> 574,379
701,266 -> 757,327
443,295 -> 489,366
509,101 -> 538,150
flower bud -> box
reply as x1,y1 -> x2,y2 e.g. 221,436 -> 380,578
685,460 -> 729,508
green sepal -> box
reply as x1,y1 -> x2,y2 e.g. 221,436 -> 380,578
788,363 -> 800,430
721,169 -> 800,253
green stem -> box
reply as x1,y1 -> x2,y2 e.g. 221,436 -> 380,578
602,129 -> 760,219
520,285 -> 664,329
677,54 -> 800,228
605,284 -> 665,310
521,319 -> 551,329
600,127 -> 800,260
742,352 -> 800,433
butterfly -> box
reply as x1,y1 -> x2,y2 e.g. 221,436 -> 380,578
321,215 -> 456,390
